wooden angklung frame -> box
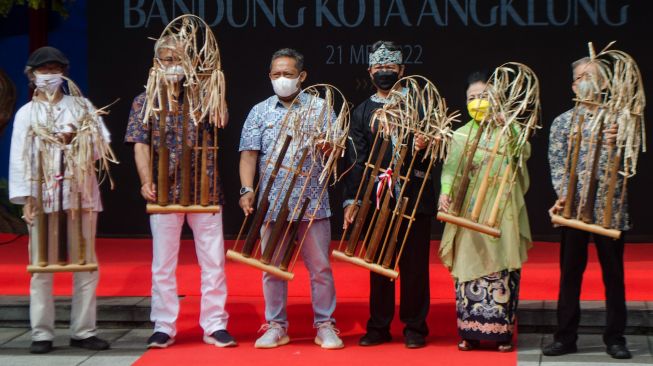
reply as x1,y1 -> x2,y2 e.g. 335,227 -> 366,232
227,84 -> 351,281
333,76 -> 457,279
141,15 -> 227,214
26,78 -> 117,273
436,63 -> 541,238
550,42 -> 646,239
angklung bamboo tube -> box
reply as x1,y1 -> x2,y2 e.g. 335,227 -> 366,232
36,152 -> 47,267
471,129 -> 503,222
344,138 -> 390,256
77,191 -> 86,265
602,148 -> 621,228
486,162 -> 511,227
364,146 -> 408,263
56,151 -> 68,266
180,94 -> 192,206
563,113 -> 585,219
241,135 -> 292,257
580,120 -> 605,223
199,123 -> 210,206
279,197 -> 311,272
450,123 -> 486,216
381,196 -> 409,269
157,91 -> 170,206
261,148 -> 310,265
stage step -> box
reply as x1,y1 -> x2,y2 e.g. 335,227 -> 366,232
0,296 -> 651,334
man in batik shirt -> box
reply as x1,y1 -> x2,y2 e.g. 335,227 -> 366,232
125,36 -> 235,349
238,48 -> 343,350
543,57 -> 631,360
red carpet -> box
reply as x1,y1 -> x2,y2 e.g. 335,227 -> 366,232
1,234 -> 652,365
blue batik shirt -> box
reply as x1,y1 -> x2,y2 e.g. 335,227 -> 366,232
548,107 -> 629,231
239,93 -> 331,222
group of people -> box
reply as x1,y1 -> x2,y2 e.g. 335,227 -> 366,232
7,40 -> 633,360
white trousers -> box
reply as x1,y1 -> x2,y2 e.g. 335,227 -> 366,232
150,212 -> 228,337
29,211 -> 99,341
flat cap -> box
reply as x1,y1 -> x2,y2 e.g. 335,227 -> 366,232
26,46 -> 69,68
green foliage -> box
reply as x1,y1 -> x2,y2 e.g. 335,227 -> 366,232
0,0 -> 72,18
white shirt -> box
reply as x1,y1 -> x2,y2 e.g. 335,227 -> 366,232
9,95 -> 111,213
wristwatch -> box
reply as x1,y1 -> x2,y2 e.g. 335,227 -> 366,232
239,186 -> 254,196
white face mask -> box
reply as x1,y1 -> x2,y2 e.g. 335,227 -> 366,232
34,72 -> 63,94
163,65 -> 184,83
576,79 -> 600,99
271,76 -> 300,98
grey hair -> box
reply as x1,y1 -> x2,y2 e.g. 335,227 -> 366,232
270,48 -> 304,72
571,57 -> 592,76
154,35 -> 181,58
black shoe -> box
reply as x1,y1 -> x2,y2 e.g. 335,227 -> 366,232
607,344 -> 632,359
542,341 -> 577,356
203,330 -> 237,347
358,331 -> 392,346
70,336 -> 110,351
404,331 -> 426,349
147,332 -> 174,349
29,340 -> 53,354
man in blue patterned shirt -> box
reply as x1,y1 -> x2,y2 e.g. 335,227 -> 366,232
543,57 -> 631,359
238,48 -> 342,350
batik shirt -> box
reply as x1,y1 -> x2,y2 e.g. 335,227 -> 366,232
548,108 -> 629,230
124,92 -> 224,206
239,93 -> 331,222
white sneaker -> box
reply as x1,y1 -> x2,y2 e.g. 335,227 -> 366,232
314,322 -> 344,349
254,322 -> 290,349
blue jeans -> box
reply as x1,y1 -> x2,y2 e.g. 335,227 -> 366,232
260,218 -> 336,328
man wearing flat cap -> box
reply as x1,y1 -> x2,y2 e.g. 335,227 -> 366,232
8,46 -> 111,354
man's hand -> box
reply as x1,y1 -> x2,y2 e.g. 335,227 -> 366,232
548,197 -> 566,217
343,204 -> 359,230
316,140 -> 334,156
239,192 -> 255,216
604,123 -> 618,145
415,134 -> 428,151
438,194 -> 451,213
140,182 -> 157,202
22,198 -> 36,225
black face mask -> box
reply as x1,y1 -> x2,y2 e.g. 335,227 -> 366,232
372,71 -> 399,91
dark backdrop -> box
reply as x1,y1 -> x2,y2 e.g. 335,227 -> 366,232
87,0 -> 653,241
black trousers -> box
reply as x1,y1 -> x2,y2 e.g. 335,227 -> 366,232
554,227 -> 627,346
366,213 -> 431,337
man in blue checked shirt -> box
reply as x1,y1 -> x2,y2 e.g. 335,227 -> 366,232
238,48 -> 343,350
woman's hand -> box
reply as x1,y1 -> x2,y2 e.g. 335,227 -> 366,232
140,182 -> 157,202
438,194 -> 451,212
343,204 -> 359,230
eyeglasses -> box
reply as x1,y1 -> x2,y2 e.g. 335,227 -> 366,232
157,56 -> 182,64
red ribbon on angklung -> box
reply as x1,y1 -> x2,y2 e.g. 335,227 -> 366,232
376,168 -> 393,209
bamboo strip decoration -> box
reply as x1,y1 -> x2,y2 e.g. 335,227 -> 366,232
436,63 -> 541,238
550,42 -> 646,239
333,75 -> 457,279
227,84 -> 351,281
26,77 -> 117,273
141,14 -> 227,214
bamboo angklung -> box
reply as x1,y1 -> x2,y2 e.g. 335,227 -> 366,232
333,75 -> 456,279
25,77 -> 117,273
436,63 -> 541,238
550,42 -> 646,238
227,84 -> 351,281
141,14 -> 227,214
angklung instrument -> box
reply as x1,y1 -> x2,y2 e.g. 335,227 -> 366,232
227,84 -> 351,281
436,63 -> 541,238
550,42 -> 646,239
141,14 -> 227,214
26,78 -> 117,273
333,75 -> 456,279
